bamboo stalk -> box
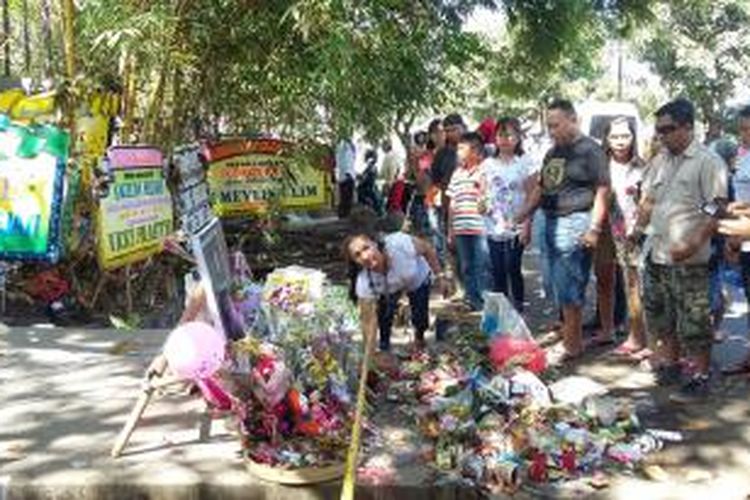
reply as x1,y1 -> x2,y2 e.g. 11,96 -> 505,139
121,52 -> 136,142
143,63 -> 168,143
41,0 -> 53,76
2,0 -> 10,77
60,0 -> 76,150
60,0 -> 74,79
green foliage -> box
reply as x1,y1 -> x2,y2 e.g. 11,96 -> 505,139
3,1 -> 658,146
488,0 -> 655,106
637,0 -> 750,124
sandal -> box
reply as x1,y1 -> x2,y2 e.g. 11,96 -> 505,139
632,348 -> 653,361
612,343 -> 644,356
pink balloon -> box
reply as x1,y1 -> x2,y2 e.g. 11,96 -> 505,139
163,321 -> 226,380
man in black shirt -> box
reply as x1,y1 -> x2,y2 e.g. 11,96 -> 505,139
429,113 -> 465,277
518,99 -> 610,361
430,113 -> 464,190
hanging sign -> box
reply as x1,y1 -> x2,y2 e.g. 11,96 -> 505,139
203,138 -> 329,217
96,146 -> 173,270
0,119 -> 67,262
172,144 -> 213,235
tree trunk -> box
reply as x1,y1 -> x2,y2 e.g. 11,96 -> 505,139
2,0 -> 10,77
41,0 -> 54,76
22,0 -> 30,73
394,114 -> 415,153
703,109 -> 723,146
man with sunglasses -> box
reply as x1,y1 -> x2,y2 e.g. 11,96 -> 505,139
634,98 -> 728,404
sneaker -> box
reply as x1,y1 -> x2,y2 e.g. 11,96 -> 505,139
669,375 -> 711,404
654,364 -> 682,386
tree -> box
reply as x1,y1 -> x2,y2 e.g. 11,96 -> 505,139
486,0 -> 654,110
0,1 -> 658,148
637,1 -> 750,129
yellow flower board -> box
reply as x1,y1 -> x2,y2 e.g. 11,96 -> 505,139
203,139 -> 330,217
96,147 -> 173,270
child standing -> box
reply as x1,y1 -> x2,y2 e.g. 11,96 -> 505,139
447,132 -> 490,311
482,117 -> 533,312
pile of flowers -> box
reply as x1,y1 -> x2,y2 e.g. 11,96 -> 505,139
385,332 -> 664,494
225,266 -> 360,469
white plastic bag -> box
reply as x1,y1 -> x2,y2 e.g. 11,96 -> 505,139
480,291 -> 532,340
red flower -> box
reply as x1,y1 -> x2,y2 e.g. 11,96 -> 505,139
255,355 -> 276,381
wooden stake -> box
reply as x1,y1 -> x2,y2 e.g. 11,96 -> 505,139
88,273 -> 108,311
340,300 -> 377,500
125,264 -> 133,317
111,356 -> 177,458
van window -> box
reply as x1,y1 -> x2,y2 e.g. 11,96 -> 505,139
589,115 -> 637,142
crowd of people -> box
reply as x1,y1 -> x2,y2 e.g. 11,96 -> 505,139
337,97 -> 750,406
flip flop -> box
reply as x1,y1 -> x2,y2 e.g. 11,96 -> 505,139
612,343 -> 642,356
632,348 -> 653,361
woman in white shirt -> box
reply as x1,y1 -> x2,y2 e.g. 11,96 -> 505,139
601,116 -> 648,358
482,117 -> 533,311
344,232 -> 446,351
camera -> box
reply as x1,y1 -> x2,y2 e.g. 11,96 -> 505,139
699,197 -> 733,219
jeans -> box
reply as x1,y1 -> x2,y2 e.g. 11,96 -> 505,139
544,211 -> 593,307
377,278 -> 430,351
337,177 -> 354,218
739,251 -> 750,308
356,180 -> 383,215
408,194 -> 430,236
533,210 -> 556,303
488,236 -> 524,311
455,234 -> 490,310
427,206 -> 447,266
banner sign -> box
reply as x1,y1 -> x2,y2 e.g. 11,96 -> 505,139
0,88 -> 120,123
0,121 -> 66,262
97,146 -> 173,270
203,138 -> 329,217
172,144 -> 213,235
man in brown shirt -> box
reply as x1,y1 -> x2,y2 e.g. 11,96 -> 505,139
635,98 -> 727,404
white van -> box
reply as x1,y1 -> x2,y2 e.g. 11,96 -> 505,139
577,101 -> 647,153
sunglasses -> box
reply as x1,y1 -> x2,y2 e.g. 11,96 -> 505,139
655,124 -> 679,135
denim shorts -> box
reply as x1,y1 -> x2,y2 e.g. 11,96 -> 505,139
544,211 -> 593,307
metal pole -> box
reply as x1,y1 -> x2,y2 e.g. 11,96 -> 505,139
617,40 -> 623,100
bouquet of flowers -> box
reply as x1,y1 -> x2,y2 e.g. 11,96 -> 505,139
226,266 -> 360,469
